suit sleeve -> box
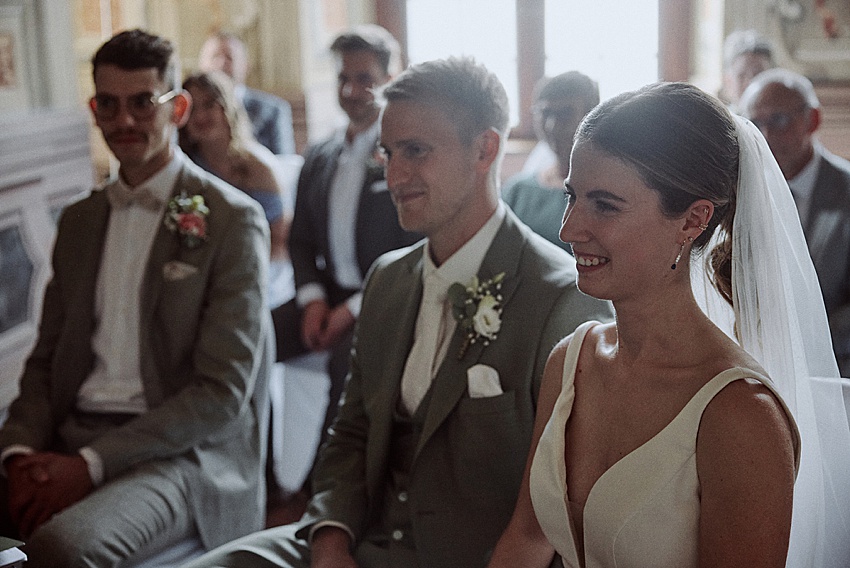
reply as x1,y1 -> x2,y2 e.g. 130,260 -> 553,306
296,261 -> 386,539
529,282 -> 613,401
289,144 -> 327,295
88,198 -> 271,480
259,100 -> 295,156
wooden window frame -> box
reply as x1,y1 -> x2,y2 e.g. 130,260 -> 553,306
376,0 -> 691,139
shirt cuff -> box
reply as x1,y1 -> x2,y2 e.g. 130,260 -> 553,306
78,446 -> 105,487
308,521 -> 356,547
0,445 -> 34,476
345,292 -> 363,320
296,283 -> 327,309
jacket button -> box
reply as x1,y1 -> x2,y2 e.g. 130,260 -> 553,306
392,529 -> 404,541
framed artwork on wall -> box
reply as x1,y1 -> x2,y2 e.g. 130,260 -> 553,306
0,2 -> 31,112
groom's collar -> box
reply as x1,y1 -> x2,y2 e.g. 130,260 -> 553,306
422,202 -> 506,285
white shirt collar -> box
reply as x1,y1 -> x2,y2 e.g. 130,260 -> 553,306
116,147 -> 185,205
422,201 -> 507,287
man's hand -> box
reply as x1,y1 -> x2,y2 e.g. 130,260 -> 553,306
6,452 -> 93,538
302,300 -> 331,351
317,304 -> 356,350
310,526 -> 358,568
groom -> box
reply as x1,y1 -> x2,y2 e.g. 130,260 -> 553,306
185,57 -> 611,568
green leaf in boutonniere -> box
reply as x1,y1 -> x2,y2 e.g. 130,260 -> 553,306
449,272 -> 505,359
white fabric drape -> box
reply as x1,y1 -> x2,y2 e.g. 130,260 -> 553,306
692,116 -> 850,567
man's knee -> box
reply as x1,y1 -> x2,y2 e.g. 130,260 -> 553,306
25,514 -> 109,568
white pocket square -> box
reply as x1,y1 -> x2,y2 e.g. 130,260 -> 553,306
467,364 -> 503,398
163,260 -> 198,281
370,180 -> 389,193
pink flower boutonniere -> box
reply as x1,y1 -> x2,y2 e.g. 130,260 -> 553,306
164,194 -> 209,249
448,272 -> 505,359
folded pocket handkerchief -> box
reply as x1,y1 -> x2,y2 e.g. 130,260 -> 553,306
467,364 -> 503,398
163,260 -> 199,281
369,180 -> 389,193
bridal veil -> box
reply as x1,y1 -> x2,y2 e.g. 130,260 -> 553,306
693,115 -> 850,567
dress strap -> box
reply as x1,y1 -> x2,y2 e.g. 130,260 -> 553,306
560,320 -> 600,388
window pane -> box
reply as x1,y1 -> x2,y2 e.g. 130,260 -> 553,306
545,0 -> 659,101
406,0 -> 519,125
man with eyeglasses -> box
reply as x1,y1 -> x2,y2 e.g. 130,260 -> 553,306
504,71 -> 599,252
741,68 -> 850,376
0,29 -> 273,566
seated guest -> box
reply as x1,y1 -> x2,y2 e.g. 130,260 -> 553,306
503,71 -> 599,251
0,29 -> 272,567
488,81 -> 848,568
183,57 -> 612,568
271,26 -> 419,481
739,68 -> 850,376
180,71 -> 289,264
720,28 -> 775,111
199,31 -> 296,155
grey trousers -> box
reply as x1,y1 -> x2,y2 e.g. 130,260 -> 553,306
14,412 -> 197,568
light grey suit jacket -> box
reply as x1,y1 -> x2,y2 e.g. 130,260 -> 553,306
298,209 -> 613,568
801,147 -> 850,375
0,157 -> 273,549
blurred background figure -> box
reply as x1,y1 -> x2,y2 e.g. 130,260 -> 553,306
720,29 -> 775,111
180,71 -> 291,301
740,68 -> 850,376
199,31 -> 296,155
503,71 -> 599,252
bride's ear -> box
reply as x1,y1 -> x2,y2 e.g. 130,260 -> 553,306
681,199 -> 714,240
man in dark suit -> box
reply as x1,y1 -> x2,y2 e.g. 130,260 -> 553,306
185,57 -> 612,568
272,25 -> 420,464
741,68 -> 850,375
0,29 -> 272,567
199,31 -> 296,155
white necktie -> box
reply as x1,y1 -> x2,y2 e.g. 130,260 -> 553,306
400,272 -> 449,414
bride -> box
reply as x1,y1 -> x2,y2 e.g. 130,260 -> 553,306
487,82 -> 850,568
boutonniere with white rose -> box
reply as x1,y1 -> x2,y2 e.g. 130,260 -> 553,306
164,194 -> 209,249
448,272 -> 505,359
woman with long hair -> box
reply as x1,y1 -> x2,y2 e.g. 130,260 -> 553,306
488,82 -> 850,567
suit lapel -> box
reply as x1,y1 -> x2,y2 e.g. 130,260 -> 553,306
805,159 -> 844,263
63,189 -> 112,401
415,212 -> 526,458
366,250 -> 423,484
138,163 -> 195,402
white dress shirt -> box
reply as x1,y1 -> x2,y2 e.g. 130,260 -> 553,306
296,121 -> 380,318
77,151 -> 184,414
399,203 -> 506,413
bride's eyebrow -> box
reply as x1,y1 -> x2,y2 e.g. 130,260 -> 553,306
586,189 -> 627,203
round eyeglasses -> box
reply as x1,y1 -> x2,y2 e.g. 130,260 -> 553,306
90,89 -> 179,121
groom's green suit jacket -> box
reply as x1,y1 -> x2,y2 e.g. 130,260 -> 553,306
299,208 -> 613,568
0,158 -> 273,549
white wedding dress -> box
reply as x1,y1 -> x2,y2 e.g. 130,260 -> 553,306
530,322 -> 800,568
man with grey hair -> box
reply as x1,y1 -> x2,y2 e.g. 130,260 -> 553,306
740,68 -> 850,375
184,56 -> 611,568
721,28 -> 775,110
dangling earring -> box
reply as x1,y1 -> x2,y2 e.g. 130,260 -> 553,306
671,236 -> 694,270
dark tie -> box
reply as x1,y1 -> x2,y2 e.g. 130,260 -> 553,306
106,184 -> 163,211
